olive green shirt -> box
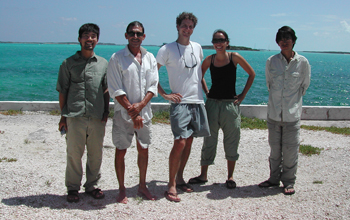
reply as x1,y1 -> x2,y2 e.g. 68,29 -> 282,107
56,51 -> 108,119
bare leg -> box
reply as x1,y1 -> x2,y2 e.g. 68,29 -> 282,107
168,138 -> 187,195
176,136 -> 193,185
197,165 -> 209,181
227,160 -> 236,181
115,148 -> 128,204
136,141 -> 156,200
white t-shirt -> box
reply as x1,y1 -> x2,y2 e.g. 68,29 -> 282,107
156,41 -> 204,104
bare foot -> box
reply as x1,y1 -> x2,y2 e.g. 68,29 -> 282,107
138,186 -> 156,201
117,189 -> 128,204
168,186 -> 177,196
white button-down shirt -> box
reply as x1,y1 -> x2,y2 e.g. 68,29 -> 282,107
265,52 -> 311,122
107,46 -> 158,123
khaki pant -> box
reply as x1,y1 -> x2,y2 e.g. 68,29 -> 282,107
65,117 -> 106,192
267,118 -> 300,187
201,98 -> 241,166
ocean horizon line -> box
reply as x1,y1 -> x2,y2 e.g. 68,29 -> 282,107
1,41 -> 349,54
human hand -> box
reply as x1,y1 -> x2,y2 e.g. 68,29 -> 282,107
101,112 -> 109,123
58,116 -> 67,132
234,94 -> 245,105
127,103 -> 143,119
165,93 -> 183,103
132,115 -> 144,129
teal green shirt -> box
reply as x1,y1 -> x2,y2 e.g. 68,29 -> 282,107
56,51 -> 108,119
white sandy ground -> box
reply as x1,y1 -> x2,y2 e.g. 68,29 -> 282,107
0,112 -> 350,220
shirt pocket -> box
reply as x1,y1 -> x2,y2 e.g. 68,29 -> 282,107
70,65 -> 85,83
286,71 -> 301,90
85,71 -> 103,91
269,68 -> 283,90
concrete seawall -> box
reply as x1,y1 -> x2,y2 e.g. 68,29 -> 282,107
1,101 -> 349,120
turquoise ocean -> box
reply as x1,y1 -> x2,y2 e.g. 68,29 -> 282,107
0,43 -> 349,106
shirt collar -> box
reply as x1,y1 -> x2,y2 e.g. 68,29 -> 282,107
73,51 -> 98,61
278,51 -> 300,62
123,45 -> 147,57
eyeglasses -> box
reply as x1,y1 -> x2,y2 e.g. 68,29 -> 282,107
126,31 -> 144,37
211,38 -> 227,44
176,42 -> 198,68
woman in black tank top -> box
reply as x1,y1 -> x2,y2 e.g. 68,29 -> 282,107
188,29 -> 255,188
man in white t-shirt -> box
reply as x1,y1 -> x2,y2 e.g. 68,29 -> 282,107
156,12 -> 210,202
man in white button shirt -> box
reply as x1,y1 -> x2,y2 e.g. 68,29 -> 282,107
259,26 -> 311,195
107,21 -> 159,203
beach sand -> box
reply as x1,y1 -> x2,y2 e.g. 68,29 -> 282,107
1,112 -> 349,219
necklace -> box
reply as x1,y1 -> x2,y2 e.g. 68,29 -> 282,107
176,42 -> 197,68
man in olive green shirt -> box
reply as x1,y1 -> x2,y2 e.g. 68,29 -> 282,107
56,23 -> 109,203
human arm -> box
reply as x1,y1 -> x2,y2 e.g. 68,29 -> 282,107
301,59 -> 311,96
102,89 -> 110,123
115,93 -> 152,129
232,52 -> 256,105
157,63 -> 183,103
58,92 -> 67,131
57,61 -> 70,132
128,56 -> 158,118
265,59 -> 271,91
201,56 -> 211,96
127,91 -> 154,119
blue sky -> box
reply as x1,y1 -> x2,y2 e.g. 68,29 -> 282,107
1,0 -> 350,52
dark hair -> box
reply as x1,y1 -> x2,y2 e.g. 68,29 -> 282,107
79,23 -> 100,39
213,29 -> 230,49
126,21 -> 145,33
275,26 -> 297,48
176,12 -> 198,28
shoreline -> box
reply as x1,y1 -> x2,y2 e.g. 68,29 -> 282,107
1,112 -> 349,219
2,42 -> 350,54
1,101 -> 350,120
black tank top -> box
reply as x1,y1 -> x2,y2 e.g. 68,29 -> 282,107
207,53 -> 237,99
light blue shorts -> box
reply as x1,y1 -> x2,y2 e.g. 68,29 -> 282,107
170,103 -> 210,140
112,111 -> 152,150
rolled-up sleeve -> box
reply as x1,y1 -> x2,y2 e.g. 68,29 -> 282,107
56,60 -> 70,94
107,54 -> 126,99
265,58 -> 271,91
301,59 -> 311,96
146,56 -> 159,96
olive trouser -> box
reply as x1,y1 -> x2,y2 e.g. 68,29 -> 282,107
65,117 -> 105,192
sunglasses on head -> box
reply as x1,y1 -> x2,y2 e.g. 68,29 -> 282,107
211,38 -> 227,44
127,31 -> 144,37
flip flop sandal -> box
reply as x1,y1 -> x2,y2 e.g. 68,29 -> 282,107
283,185 -> 295,195
176,183 -> 194,193
164,191 -> 181,202
188,177 -> 208,184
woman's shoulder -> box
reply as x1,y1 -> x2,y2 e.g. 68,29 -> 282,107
229,52 -> 240,57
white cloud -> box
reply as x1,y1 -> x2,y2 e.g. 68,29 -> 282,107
113,22 -> 127,29
313,32 -> 330,37
271,13 -> 287,17
60,17 -> 77,21
319,15 -> 338,22
340,21 -> 350,33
